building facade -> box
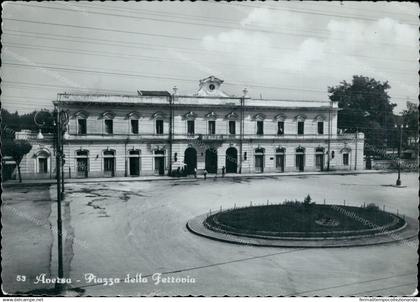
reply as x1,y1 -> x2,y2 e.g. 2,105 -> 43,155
15,76 -> 364,179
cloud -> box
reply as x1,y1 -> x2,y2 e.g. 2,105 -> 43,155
200,7 -> 417,107
240,7 -> 305,29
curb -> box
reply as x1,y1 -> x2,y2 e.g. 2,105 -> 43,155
2,170 -> 399,187
186,214 -> 418,248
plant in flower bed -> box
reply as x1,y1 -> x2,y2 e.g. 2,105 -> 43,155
205,198 -> 405,238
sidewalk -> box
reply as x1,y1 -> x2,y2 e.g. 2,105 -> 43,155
2,169 -> 394,187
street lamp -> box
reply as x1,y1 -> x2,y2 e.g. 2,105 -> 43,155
35,108 -> 69,290
395,123 -> 406,186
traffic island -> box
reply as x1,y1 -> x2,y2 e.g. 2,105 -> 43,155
187,202 -> 418,248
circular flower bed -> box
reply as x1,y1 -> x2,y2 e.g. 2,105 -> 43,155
204,203 -> 405,239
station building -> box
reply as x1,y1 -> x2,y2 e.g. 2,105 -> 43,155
15,76 -> 364,179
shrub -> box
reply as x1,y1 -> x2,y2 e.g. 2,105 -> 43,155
304,194 -> 313,205
366,203 -> 379,211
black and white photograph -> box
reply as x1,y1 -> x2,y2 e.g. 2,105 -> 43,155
1,1 -> 419,300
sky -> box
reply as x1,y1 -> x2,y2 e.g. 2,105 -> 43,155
1,1 -> 418,113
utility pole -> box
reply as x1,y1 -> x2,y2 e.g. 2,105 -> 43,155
239,89 -> 246,174
55,107 -> 64,287
396,124 -> 403,186
168,87 -> 175,175
327,104 -> 331,171
354,128 -> 358,170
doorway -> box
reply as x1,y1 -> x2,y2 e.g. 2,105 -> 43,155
296,147 -> 305,172
315,147 -> 324,171
254,148 -> 265,173
103,150 -> 115,177
184,147 -> 197,175
154,150 -> 165,175
275,148 -> 285,172
129,150 -> 140,176
76,150 -> 89,178
225,147 -> 238,173
205,148 -> 218,173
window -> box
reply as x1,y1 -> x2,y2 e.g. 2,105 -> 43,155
298,121 -> 304,135
131,120 -> 139,134
277,121 -> 284,135
78,119 -> 87,135
243,152 -> 247,161
229,121 -> 236,135
257,121 -> 264,135
317,121 -> 324,134
156,120 -> 164,134
104,120 -> 113,134
343,153 -> 349,166
187,120 -> 195,135
208,120 -> 216,135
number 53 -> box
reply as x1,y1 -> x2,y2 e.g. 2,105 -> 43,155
16,275 -> 26,282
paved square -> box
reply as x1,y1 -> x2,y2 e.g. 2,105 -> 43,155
2,173 -> 418,296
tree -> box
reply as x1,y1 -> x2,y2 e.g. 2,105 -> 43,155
1,108 -> 55,136
328,75 -> 396,155
2,139 -> 32,183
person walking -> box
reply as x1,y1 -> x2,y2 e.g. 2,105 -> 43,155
222,166 -> 225,177
194,167 -> 197,178
203,169 -> 207,180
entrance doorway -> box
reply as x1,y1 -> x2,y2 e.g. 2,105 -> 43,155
103,150 -> 115,177
205,148 -> 218,173
315,147 -> 324,171
154,150 -> 165,175
76,150 -> 89,178
129,150 -> 140,176
225,147 -> 238,173
275,148 -> 285,172
38,158 -> 48,174
296,147 -> 305,172
254,148 -> 265,173
184,147 -> 197,175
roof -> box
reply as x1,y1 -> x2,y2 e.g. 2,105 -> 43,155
137,90 -> 171,97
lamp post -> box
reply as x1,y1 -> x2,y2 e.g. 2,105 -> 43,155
35,108 -> 69,290
395,123 -> 405,186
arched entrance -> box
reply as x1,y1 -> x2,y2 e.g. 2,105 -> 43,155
184,147 -> 197,175
205,148 -> 218,173
225,147 -> 238,173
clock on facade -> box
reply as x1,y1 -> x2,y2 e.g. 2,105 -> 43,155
209,84 -> 215,91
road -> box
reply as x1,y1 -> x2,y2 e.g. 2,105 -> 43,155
2,173 -> 418,296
